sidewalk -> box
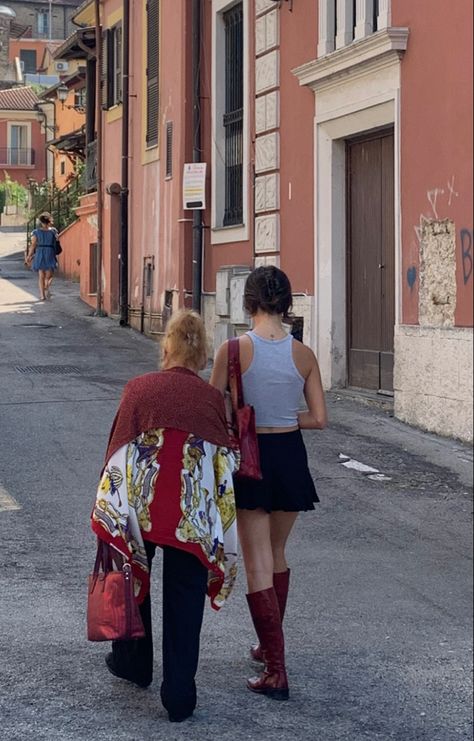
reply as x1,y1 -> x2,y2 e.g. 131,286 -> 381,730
0,237 -> 472,741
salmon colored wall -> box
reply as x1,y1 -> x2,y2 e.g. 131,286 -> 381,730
202,0 -> 254,294
126,0 -> 195,330
54,95 -> 85,188
279,1 -> 317,294
394,0 -> 474,327
202,2 -> 317,296
0,118 -> 45,185
156,0 -> 193,308
127,0 -> 158,325
57,192 -> 98,309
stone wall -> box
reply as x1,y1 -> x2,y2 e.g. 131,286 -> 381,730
394,326 -> 473,442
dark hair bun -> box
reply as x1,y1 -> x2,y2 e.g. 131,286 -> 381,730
244,266 -> 292,317
39,212 -> 52,225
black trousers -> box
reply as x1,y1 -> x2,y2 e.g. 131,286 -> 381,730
112,541 -> 208,718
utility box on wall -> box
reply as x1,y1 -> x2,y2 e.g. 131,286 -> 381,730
214,265 -> 252,352
230,272 -> 250,325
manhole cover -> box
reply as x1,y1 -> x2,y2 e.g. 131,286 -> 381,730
15,365 -> 81,375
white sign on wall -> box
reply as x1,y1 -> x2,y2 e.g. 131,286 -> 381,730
183,163 -> 207,210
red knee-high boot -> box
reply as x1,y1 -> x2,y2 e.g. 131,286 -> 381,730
246,587 -> 289,700
250,569 -> 290,663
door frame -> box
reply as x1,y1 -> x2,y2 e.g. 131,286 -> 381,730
345,126 -> 395,391
313,93 -> 401,390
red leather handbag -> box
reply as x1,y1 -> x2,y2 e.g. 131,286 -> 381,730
228,338 -> 263,480
87,539 -> 145,642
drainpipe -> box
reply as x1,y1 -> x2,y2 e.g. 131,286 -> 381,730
191,0 -> 203,312
119,0 -> 130,326
35,100 -> 56,183
94,0 -> 105,316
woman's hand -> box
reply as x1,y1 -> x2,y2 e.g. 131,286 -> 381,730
25,252 -> 34,267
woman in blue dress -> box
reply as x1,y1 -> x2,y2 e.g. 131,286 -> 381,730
26,212 -> 58,300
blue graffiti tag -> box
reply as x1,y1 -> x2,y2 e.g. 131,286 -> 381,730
460,229 -> 473,285
407,266 -> 417,289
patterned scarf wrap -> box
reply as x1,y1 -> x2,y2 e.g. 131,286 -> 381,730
92,368 -> 239,610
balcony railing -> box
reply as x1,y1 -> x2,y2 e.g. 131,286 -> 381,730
0,148 -> 36,167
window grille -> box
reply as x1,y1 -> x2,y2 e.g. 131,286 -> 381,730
146,0 -> 160,147
223,3 -> 243,227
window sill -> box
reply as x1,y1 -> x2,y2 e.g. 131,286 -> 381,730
2,164 -> 35,169
105,105 -> 123,123
211,222 -> 248,245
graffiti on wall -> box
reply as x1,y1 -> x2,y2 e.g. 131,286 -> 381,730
406,266 -> 417,289
460,228 -> 473,285
410,177 -> 472,293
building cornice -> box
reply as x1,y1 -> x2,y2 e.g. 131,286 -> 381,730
293,28 -> 409,91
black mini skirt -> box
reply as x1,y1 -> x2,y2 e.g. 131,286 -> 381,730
234,429 -> 319,513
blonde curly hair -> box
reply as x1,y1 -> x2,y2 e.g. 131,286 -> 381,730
161,310 -> 207,371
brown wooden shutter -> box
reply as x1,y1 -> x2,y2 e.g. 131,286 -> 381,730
101,29 -> 113,110
165,121 -> 173,177
146,0 -> 159,147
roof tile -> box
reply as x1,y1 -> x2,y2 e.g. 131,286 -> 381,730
0,87 -> 40,111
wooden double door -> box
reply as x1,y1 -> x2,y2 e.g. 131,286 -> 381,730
346,130 -> 395,393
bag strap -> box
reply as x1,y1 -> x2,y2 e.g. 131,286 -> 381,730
92,538 -> 123,575
228,338 -> 244,410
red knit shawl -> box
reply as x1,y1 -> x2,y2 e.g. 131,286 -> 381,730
105,367 -> 231,462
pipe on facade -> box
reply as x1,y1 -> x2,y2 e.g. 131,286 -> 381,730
191,0 -> 203,313
94,0 -> 105,317
34,101 -> 56,185
119,0 -> 130,326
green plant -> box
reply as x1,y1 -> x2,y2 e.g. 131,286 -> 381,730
0,173 -> 28,211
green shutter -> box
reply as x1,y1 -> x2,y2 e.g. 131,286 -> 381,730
146,0 -> 159,147
101,29 -> 113,110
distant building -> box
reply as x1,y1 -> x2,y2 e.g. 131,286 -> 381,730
0,85 -> 46,185
4,1 -> 82,41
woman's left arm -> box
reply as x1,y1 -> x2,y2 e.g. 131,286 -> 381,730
209,341 -> 229,394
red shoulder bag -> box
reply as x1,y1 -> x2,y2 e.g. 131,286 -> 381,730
228,338 -> 263,481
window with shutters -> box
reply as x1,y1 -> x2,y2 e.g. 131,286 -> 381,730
101,24 -> 122,110
146,0 -> 159,148
165,121 -> 173,178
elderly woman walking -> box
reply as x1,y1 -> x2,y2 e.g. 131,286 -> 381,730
91,310 -> 238,723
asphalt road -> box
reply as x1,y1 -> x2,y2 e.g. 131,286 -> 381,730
0,234 -> 472,741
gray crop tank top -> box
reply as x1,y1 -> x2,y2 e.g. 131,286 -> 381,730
241,330 -> 305,428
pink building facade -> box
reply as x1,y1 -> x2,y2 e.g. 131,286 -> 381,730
64,0 -> 473,441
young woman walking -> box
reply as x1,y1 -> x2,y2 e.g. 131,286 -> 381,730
211,266 -> 327,701
26,212 -> 58,300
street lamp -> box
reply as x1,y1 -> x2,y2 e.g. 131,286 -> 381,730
57,84 -> 85,112
57,83 -> 69,106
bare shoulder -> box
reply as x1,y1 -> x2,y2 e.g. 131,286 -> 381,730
292,339 -> 318,380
